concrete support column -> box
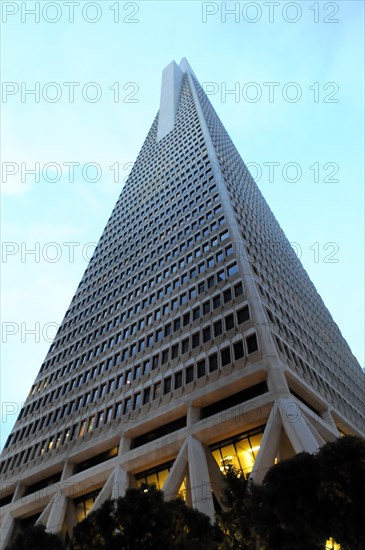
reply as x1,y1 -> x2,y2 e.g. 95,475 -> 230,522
111,466 -> 129,500
163,440 -> 188,500
46,493 -> 68,534
118,435 -> 131,456
12,483 -> 25,502
0,512 -> 15,549
187,436 -> 215,521
278,398 -> 319,454
187,405 -> 201,427
45,460 -> 74,534
250,404 -> 282,484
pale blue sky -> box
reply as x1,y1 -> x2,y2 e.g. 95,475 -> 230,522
1,1 -> 364,449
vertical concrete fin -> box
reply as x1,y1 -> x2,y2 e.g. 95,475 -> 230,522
250,404 -> 282,484
163,440 -> 188,500
187,436 -> 215,521
111,465 -> 129,500
46,493 -> 68,534
0,513 -> 15,549
205,447 -> 226,508
35,500 -> 52,526
156,61 -> 184,142
89,472 -> 114,514
278,397 -> 319,453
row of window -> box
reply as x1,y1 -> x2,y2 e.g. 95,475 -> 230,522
13,282 -> 245,440
70,174 -> 218,313
0,333 -> 259,474
46,207 -> 227,365
30,254 -> 240,402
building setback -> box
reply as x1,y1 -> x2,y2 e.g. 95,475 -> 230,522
1,58 -> 364,546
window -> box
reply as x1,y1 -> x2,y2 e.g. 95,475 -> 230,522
223,288 -> 232,303
221,347 -> 231,366
213,295 -> 221,309
213,320 -> 222,337
175,371 -> 183,389
234,341 -> 245,360
202,301 -> 210,315
193,307 -> 200,321
106,407 -> 113,423
143,387 -> 151,405
203,326 -> 211,343
161,349 -> 169,364
174,318 -> 181,331
124,398 -> 132,414
189,287 -> 197,299
181,339 -> 189,354
153,382 -> 161,400
79,420 -> 87,437
183,312 -> 190,326
225,314 -> 234,331
217,270 -> 225,282
115,403 -> 123,418
207,275 -> 214,288
143,360 -> 151,375
164,377 -> 172,394
247,334 -> 258,354
185,366 -> 194,384
209,353 -> 218,372
93,411 -> 103,429
190,332 -> 199,348
134,393 -> 141,409
197,360 -> 205,378
171,344 -> 179,360
227,263 -> 239,277
237,306 -> 250,324
164,323 -> 171,336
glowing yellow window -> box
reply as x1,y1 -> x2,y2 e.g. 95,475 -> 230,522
325,539 -> 341,549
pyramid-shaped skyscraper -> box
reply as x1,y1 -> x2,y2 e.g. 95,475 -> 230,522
1,59 -> 364,545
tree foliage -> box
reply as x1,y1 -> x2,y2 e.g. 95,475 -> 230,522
71,484 -> 221,550
5,524 -> 65,550
217,436 -> 365,550
216,464 -> 257,550
316,435 -> 365,549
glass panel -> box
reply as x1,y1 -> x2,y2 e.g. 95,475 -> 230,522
177,479 -> 186,501
157,468 -> 170,489
146,473 -> 158,487
219,443 -> 240,471
236,438 -> 259,476
248,434 -> 263,458
212,449 -> 224,471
